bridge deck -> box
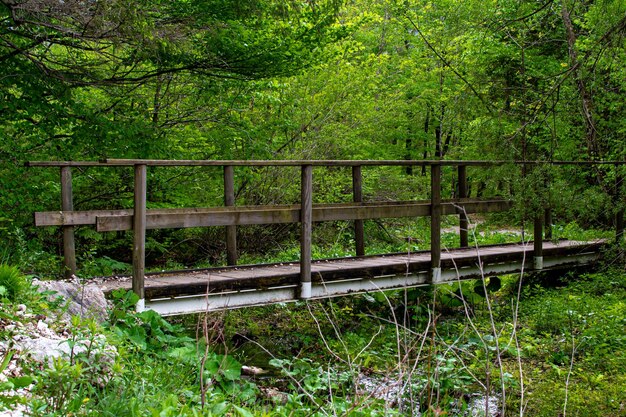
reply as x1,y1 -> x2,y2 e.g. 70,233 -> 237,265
100,239 -> 603,315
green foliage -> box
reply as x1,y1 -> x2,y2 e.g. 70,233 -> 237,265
0,264 -> 28,302
0,350 -> 35,410
109,304 -> 193,353
3,0 -> 626,412
270,357 -> 353,395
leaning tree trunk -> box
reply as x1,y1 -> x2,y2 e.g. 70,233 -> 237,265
561,2 -> 600,159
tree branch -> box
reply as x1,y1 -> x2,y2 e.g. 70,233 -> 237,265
406,16 -> 494,115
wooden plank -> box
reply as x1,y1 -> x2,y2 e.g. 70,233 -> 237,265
27,159 -> 626,168
544,207 -> 553,239
534,215 -> 543,261
352,165 -> 365,256
616,164 -> 624,244
224,165 -> 237,265
27,161 -> 108,167
91,199 -> 512,232
103,159 -> 497,167
36,199 -> 512,228
458,165 -> 469,248
60,166 -> 76,278
132,165 -> 147,300
431,164 -> 442,273
100,240 -> 606,298
97,159 -> 626,167
300,165 -> 313,294
443,199 -> 512,214
36,209 -> 134,226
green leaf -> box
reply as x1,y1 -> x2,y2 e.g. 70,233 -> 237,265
231,404 -> 254,417
167,345 -> 197,365
220,355 -> 242,381
210,401 -> 230,416
8,376 -> 35,389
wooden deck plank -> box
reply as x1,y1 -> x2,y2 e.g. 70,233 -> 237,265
99,240 -> 605,300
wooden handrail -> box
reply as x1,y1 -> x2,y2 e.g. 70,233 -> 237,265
26,159 -> 626,167
27,158 -> 626,305
34,199 -> 512,229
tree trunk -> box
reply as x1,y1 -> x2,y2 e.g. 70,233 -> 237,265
561,2 -> 600,158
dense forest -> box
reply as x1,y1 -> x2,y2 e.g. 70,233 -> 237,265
1,1 -> 625,416
1,0 -> 625,268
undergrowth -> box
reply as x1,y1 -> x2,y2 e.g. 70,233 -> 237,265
1,250 -> 624,416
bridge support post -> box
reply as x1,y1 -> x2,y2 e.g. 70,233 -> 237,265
431,163 -> 442,282
616,163 -> 624,245
60,166 -> 76,279
224,165 -> 238,265
352,165 -> 365,256
544,174 -> 552,239
458,165 -> 469,248
544,207 -> 552,240
133,164 -> 147,311
533,215 -> 543,270
300,165 -> 313,299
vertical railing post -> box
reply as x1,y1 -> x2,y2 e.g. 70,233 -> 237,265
352,165 -> 365,256
616,163 -> 624,244
430,163 -> 442,282
300,165 -> 313,299
533,214 -> 543,270
224,165 -> 237,265
60,166 -> 76,279
544,207 -> 553,240
529,164 -> 543,270
458,164 -> 469,248
133,164 -> 147,311
544,174 -> 552,240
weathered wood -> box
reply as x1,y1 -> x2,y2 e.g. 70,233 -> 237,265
36,209 -> 134,226
533,215 -> 543,269
300,165 -> 313,297
458,165 -> 469,248
102,159 -> 507,167
91,199 -> 513,231
616,164 -> 624,244
60,167 -> 76,278
430,163 -> 442,278
27,161 -> 108,167
27,159 -> 626,168
133,165 -> 147,300
352,165 -> 365,256
100,240 -> 607,299
544,207 -> 553,239
224,165 -> 237,265
36,198 -> 513,227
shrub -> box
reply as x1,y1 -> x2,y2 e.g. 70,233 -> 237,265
0,264 -> 28,302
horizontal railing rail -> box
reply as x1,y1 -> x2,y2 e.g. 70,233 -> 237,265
28,159 -> 625,310
35,198 -> 511,230
26,159 -> 626,167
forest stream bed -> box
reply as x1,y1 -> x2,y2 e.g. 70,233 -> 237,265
1,263 -> 625,416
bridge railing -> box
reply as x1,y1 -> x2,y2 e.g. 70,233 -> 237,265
27,159 -> 625,306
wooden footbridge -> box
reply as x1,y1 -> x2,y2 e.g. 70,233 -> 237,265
28,160 -> 624,316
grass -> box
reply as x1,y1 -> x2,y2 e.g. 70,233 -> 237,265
2,229 -> 624,416
0,264 -> 28,301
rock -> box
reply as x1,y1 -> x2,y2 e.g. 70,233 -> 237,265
241,365 -> 268,376
15,334 -> 118,380
260,387 -> 288,404
35,279 -> 109,323
15,337 -> 70,365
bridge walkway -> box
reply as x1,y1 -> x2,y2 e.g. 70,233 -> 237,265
100,239 -> 603,316
27,159 -> 623,316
